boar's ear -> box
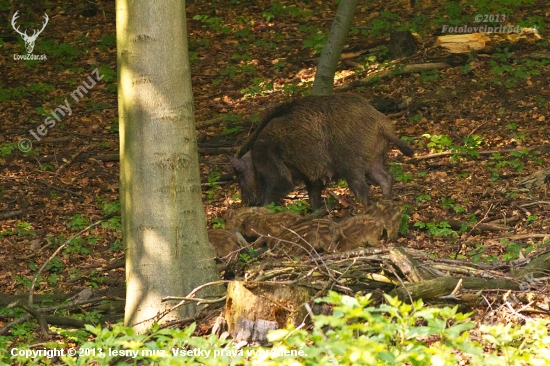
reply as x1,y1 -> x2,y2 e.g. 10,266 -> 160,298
227,155 -> 242,171
228,151 -> 253,172
228,154 -> 248,172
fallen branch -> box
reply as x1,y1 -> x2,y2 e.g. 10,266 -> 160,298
33,179 -> 85,200
500,234 -> 550,241
56,144 -> 93,175
447,218 -> 511,234
0,210 -> 23,220
350,62 -> 451,85
414,145 -> 550,161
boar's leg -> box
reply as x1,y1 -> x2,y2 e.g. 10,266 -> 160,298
305,179 -> 325,210
366,159 -> 394,199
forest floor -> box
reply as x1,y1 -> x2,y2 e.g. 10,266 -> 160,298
1,0 -> 549,339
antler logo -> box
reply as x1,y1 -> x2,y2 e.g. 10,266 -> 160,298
11,10 -> 49,54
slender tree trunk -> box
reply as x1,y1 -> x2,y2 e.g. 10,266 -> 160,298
117,0 -> 223,332
311,0 -> 358,96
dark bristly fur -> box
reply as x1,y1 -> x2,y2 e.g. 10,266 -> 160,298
230,93 -> 413,210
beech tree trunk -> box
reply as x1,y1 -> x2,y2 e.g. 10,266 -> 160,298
117,0 -> 223,332
311,0 -> 358,96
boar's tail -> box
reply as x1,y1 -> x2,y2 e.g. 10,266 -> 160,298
389,135 -> 414,157
236,99 -> 299,158
380,122 -> 414,157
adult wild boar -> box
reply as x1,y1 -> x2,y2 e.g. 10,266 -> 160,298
230,93 -> 413,210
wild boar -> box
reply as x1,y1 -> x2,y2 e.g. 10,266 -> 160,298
223,207 -> 302,238
230,93 -> 413,210
362,200 -> 404,240
338,215 -> 385,250
207,228 -> 242,258
270,218 -> 343,255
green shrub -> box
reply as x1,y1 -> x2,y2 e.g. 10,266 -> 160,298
3,292 -> 550,365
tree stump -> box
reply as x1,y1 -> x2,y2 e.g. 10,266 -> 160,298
225,281 -> 313,343
436,29 -> 541,54
388,30 -> 417,59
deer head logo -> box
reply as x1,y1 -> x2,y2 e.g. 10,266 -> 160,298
11,11 -> 49,54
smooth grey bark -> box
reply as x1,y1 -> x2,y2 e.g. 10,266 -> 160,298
311,0 -> 358,96
117,0 -> 222,332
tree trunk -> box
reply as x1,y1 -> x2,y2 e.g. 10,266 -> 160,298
117,0 -> 223,332
311,0 -> 358,96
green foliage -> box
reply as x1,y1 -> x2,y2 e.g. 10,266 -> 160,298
192,15 -> 231,33
263,3 -> 311,22
526,214 -> 538,224
489,50 -> 549,88
102,216 -> 121,233
62,237 -> 92,255
303,32 -> 327,53
67,214 -> 91,231
518,15 -> 545,31
0,143 -> 16,157
206,170 -> 222,202
453,134 -> 483,160
98,34 -> 116,51
441,197 -> 455,209
96,64 -> 117,93
414,221 -> 457,238
11,221 -> 37,237
46,257 -> 65,273
36,40 -> 80,60
108,118 -> 119,134
109,239 -> 123,251
14,275 -> 34,289
262,2 -> 285,22
4,293 -> 550,365
96,198 -> 122,233
389,163 -> 413,182
415,194 -> 431,203
422,133 -> 483,162
299,25 -> 327,53
419,69 -> 442,83
211,217 -> 225,229
222,125 -> 243,135
241,78 -> 274,97
238,248 -> 261,266
408,113 -> 423,122
399,205 -> 412,234
368,12 -> 399,37
488,149 -> 536,181
268,292 -> 477,365
40,163 -> 54,171
266,200 -> 309,214
423,133 -> 453,153
470,244 -> 496,262
9,321 -> 36,343
282,82 -> 301,96
0,86 -> 28,102
501,239 -> 533,261
441,197 -> 466,213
